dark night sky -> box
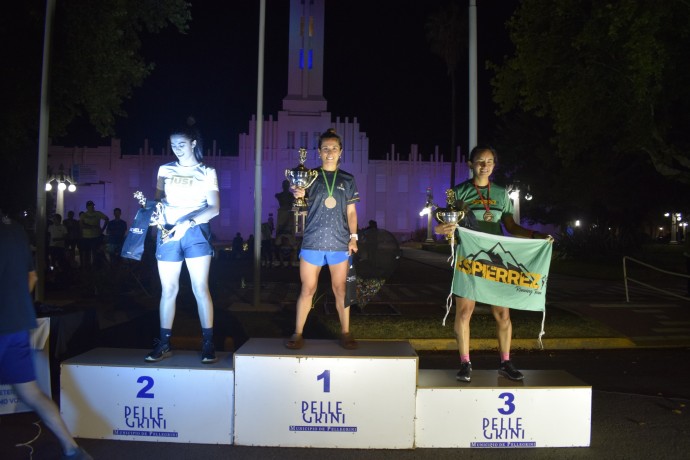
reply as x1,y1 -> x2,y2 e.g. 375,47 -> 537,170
76,0 -> 519,158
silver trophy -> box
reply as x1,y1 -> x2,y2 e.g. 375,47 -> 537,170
285,148 -> 318,208
434,189 -> 466,239
133,191 -> 171,243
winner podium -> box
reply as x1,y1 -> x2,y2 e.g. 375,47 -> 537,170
233,338 -> 418,449
60,340 -> 591,449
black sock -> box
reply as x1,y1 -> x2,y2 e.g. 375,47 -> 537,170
160,328 -> 172,344
202,327 -> 213,343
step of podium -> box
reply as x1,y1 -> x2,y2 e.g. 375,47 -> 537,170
60,348 -> 234,444
415,369 -> 592,448
233,338 -> 419,449
59,344 -> 592,449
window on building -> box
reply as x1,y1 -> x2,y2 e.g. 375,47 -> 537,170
376,174 -> 386,193
398,175 -> 408,193
300,132 -> 308,150
376,210 -> 385,229
129,170 -> 139,188
287,132 -> 295,150
220,170 -> 231,189
397,211 -> 408,231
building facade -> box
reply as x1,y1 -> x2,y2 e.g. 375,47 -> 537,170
46,0 -> 467,242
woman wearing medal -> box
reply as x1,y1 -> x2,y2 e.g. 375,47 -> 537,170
285,128 -> 360,350
435,145 -> 553,383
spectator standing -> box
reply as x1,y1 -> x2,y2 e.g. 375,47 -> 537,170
105,207 -> 127,264
63,210 -> 80,267
47,214 -> 68,272
79,201 -> 108,268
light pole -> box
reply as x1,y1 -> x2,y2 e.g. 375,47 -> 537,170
665,212 -> 682,244
420,187 -> 437,243
45,164 -> 77,217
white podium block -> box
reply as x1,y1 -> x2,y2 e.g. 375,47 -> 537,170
415,369 -> 591,448
234,338 -> 418,449
60,348 -> 234,444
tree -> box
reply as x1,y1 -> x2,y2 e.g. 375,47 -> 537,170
0,0 -> 190,214
491,0 -> 690,185
425,1 -> 467,188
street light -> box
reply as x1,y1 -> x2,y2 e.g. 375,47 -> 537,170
664,212 -> 682,244
507,182 -> 531,225
420,187 -> 437,243
46,164 -> 77,216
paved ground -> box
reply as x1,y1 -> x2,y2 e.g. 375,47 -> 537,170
2,246 -> 689,459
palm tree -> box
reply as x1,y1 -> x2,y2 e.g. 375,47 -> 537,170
425,1 -> 467,188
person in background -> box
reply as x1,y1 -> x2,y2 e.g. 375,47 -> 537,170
63,210 -> 80,268
79,200 -> 108,268
144,121 -> 220,364
47,214 -> 68,272
231,232 -> 244,260
435,144 -> 553,383
285,128 -> 360,350
277,234 -> 296,267
261,220 -> 274,267
105,207 -> 127,264
0,209 -> 92,460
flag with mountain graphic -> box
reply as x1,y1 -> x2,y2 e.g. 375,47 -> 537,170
452,227 -> 553,311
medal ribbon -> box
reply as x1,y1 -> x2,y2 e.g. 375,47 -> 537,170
321,168 -> 338,200
472,181 -> 492,214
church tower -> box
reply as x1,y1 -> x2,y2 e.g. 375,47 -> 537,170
282,0 -> 327,114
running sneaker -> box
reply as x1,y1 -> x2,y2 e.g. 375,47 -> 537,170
340,332 -> 358,350
456,361 -> 472,382
144,340 -> 171,362
285,333 -> 304,350
201,340 -> 218,364
62,446 -> 93,460
498,360 -> 524,381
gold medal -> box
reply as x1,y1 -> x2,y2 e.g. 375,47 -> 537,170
321,168 -> 338,210
483,211 -> 494,222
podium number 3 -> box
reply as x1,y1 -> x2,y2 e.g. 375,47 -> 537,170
498,392 -> 515,415
317,370 -> 331,393
137,376 -> 155,399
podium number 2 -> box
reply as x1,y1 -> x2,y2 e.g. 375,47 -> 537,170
317,370 -> 331,393
498,392 -> 515,415
137,376 -> 155,399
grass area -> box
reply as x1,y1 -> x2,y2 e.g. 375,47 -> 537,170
225,305 -> 622,342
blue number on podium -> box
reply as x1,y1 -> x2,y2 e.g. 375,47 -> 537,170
317,370 -> 331,393
498,392 -> 515,415
136,376 -> 155,399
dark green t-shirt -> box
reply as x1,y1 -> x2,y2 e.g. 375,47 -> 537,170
452,180 -> 513,235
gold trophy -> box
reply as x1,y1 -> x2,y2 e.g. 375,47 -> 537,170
285,147 -> 318,208
133,191 -> 172,243
434,189 -> 466,239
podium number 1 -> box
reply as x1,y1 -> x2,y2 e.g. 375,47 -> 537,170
317,370 -> 331,393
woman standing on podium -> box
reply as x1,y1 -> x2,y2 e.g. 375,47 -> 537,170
145,120 -> 220,364
435,145 -> 553,383
285,128 -> 360,350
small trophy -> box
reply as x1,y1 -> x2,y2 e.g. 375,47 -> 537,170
133,191 -> 171,243
285,147 -> 318,208
434,189 -> 466,239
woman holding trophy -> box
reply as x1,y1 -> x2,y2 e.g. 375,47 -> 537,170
435,145 -> 552,382
285,128 -> 360,350
144,121 -> 220,364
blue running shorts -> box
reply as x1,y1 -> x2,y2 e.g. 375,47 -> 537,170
300,249 -> 349,266
156,223 -> 214,262
0,330 -> 36,385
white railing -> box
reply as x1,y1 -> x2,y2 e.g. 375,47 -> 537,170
622,256 -> 690,303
